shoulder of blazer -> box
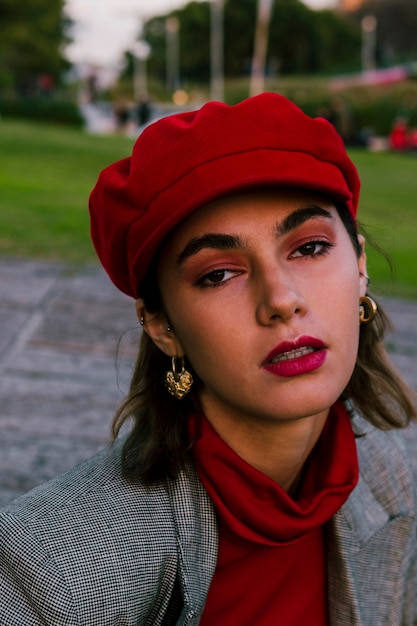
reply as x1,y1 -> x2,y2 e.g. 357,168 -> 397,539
0,444 -> 217,625
2,440 -> 128,519
348,407 -> 416,525
327,406 -> 417,626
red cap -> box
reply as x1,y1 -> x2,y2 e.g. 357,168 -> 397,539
89,92 -> 360,298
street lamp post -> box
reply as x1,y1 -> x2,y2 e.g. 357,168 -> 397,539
250,0 -> 273,97
131,41 -> 151,101
210,0 -> 224,102
361,15 -> 377,72
166,17 -> 180,93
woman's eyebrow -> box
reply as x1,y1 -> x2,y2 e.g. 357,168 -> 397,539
177,205 -> 333,264
177,233 -> 242,265
276,205 -> 333,236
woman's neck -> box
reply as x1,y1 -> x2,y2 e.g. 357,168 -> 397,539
201,409 -> 329,493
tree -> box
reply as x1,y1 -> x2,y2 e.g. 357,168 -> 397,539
136,0 -> 361,86
347,0 -> 417,66
223,0 -> 257,76
144,2 -> 211,84
311,8 -> 361,74
229,0 -> 360,75
0,0 -> 71,95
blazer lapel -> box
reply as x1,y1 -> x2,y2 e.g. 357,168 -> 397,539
327,418 -> 416,626
167,464 -> 218,625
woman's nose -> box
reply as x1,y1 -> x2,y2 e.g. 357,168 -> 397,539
254,266 -> 307,326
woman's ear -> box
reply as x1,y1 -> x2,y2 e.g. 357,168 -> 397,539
135,299 -> 184,358
357,235 -> 369,297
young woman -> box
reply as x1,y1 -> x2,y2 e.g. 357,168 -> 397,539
1,93 -> 416,625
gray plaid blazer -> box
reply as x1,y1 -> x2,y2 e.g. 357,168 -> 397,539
0,411 -> 416,625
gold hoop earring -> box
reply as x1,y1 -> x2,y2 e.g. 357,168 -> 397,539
164,357 -> 193,400
359,296 -> 377,324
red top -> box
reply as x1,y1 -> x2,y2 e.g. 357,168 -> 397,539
191,401 -> 358,626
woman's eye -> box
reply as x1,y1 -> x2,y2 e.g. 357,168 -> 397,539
292,241 -> 333,258
198,269 -> 236,286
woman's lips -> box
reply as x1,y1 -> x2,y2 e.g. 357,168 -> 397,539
262,336 -> 327,378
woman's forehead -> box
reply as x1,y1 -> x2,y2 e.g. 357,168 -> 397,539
167,188 -> 336,238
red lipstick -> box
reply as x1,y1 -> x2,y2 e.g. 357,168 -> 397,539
262,336 -> 327,378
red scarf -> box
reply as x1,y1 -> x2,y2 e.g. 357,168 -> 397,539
191,401 -> 358,625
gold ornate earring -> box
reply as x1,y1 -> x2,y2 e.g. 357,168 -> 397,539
164,357 -> 193,400
359,295 -> 377,324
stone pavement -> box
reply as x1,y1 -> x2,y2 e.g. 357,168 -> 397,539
0,258 -> 416,506
0,259 -> 138,506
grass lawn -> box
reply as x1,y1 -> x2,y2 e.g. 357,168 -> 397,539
0,119 -> 134,264
351,148 -> 417,298
1,119 -> 416,298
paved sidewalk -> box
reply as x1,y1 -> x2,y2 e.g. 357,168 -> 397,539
0,258 -> 416,506
0,259 -> 137,505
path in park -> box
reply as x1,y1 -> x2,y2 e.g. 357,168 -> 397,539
0,258 -> 416,506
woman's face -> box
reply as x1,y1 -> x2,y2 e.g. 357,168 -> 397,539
156,190 -> 367,427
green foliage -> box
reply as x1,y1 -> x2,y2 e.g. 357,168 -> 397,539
223,0 -> 256,76
268,0 -> 316,74
221,77 -> 417,137
0,0 -> 70,94
0,97 -> 84,126
241,0 -> 361,76
140,0 -> 361,88
311,9 -> 361,74
354,100 -> 414,137
144,2 -> 211,83
180,2 -> 211,81
291,81 -> 417,136
348,0 -> 417,67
